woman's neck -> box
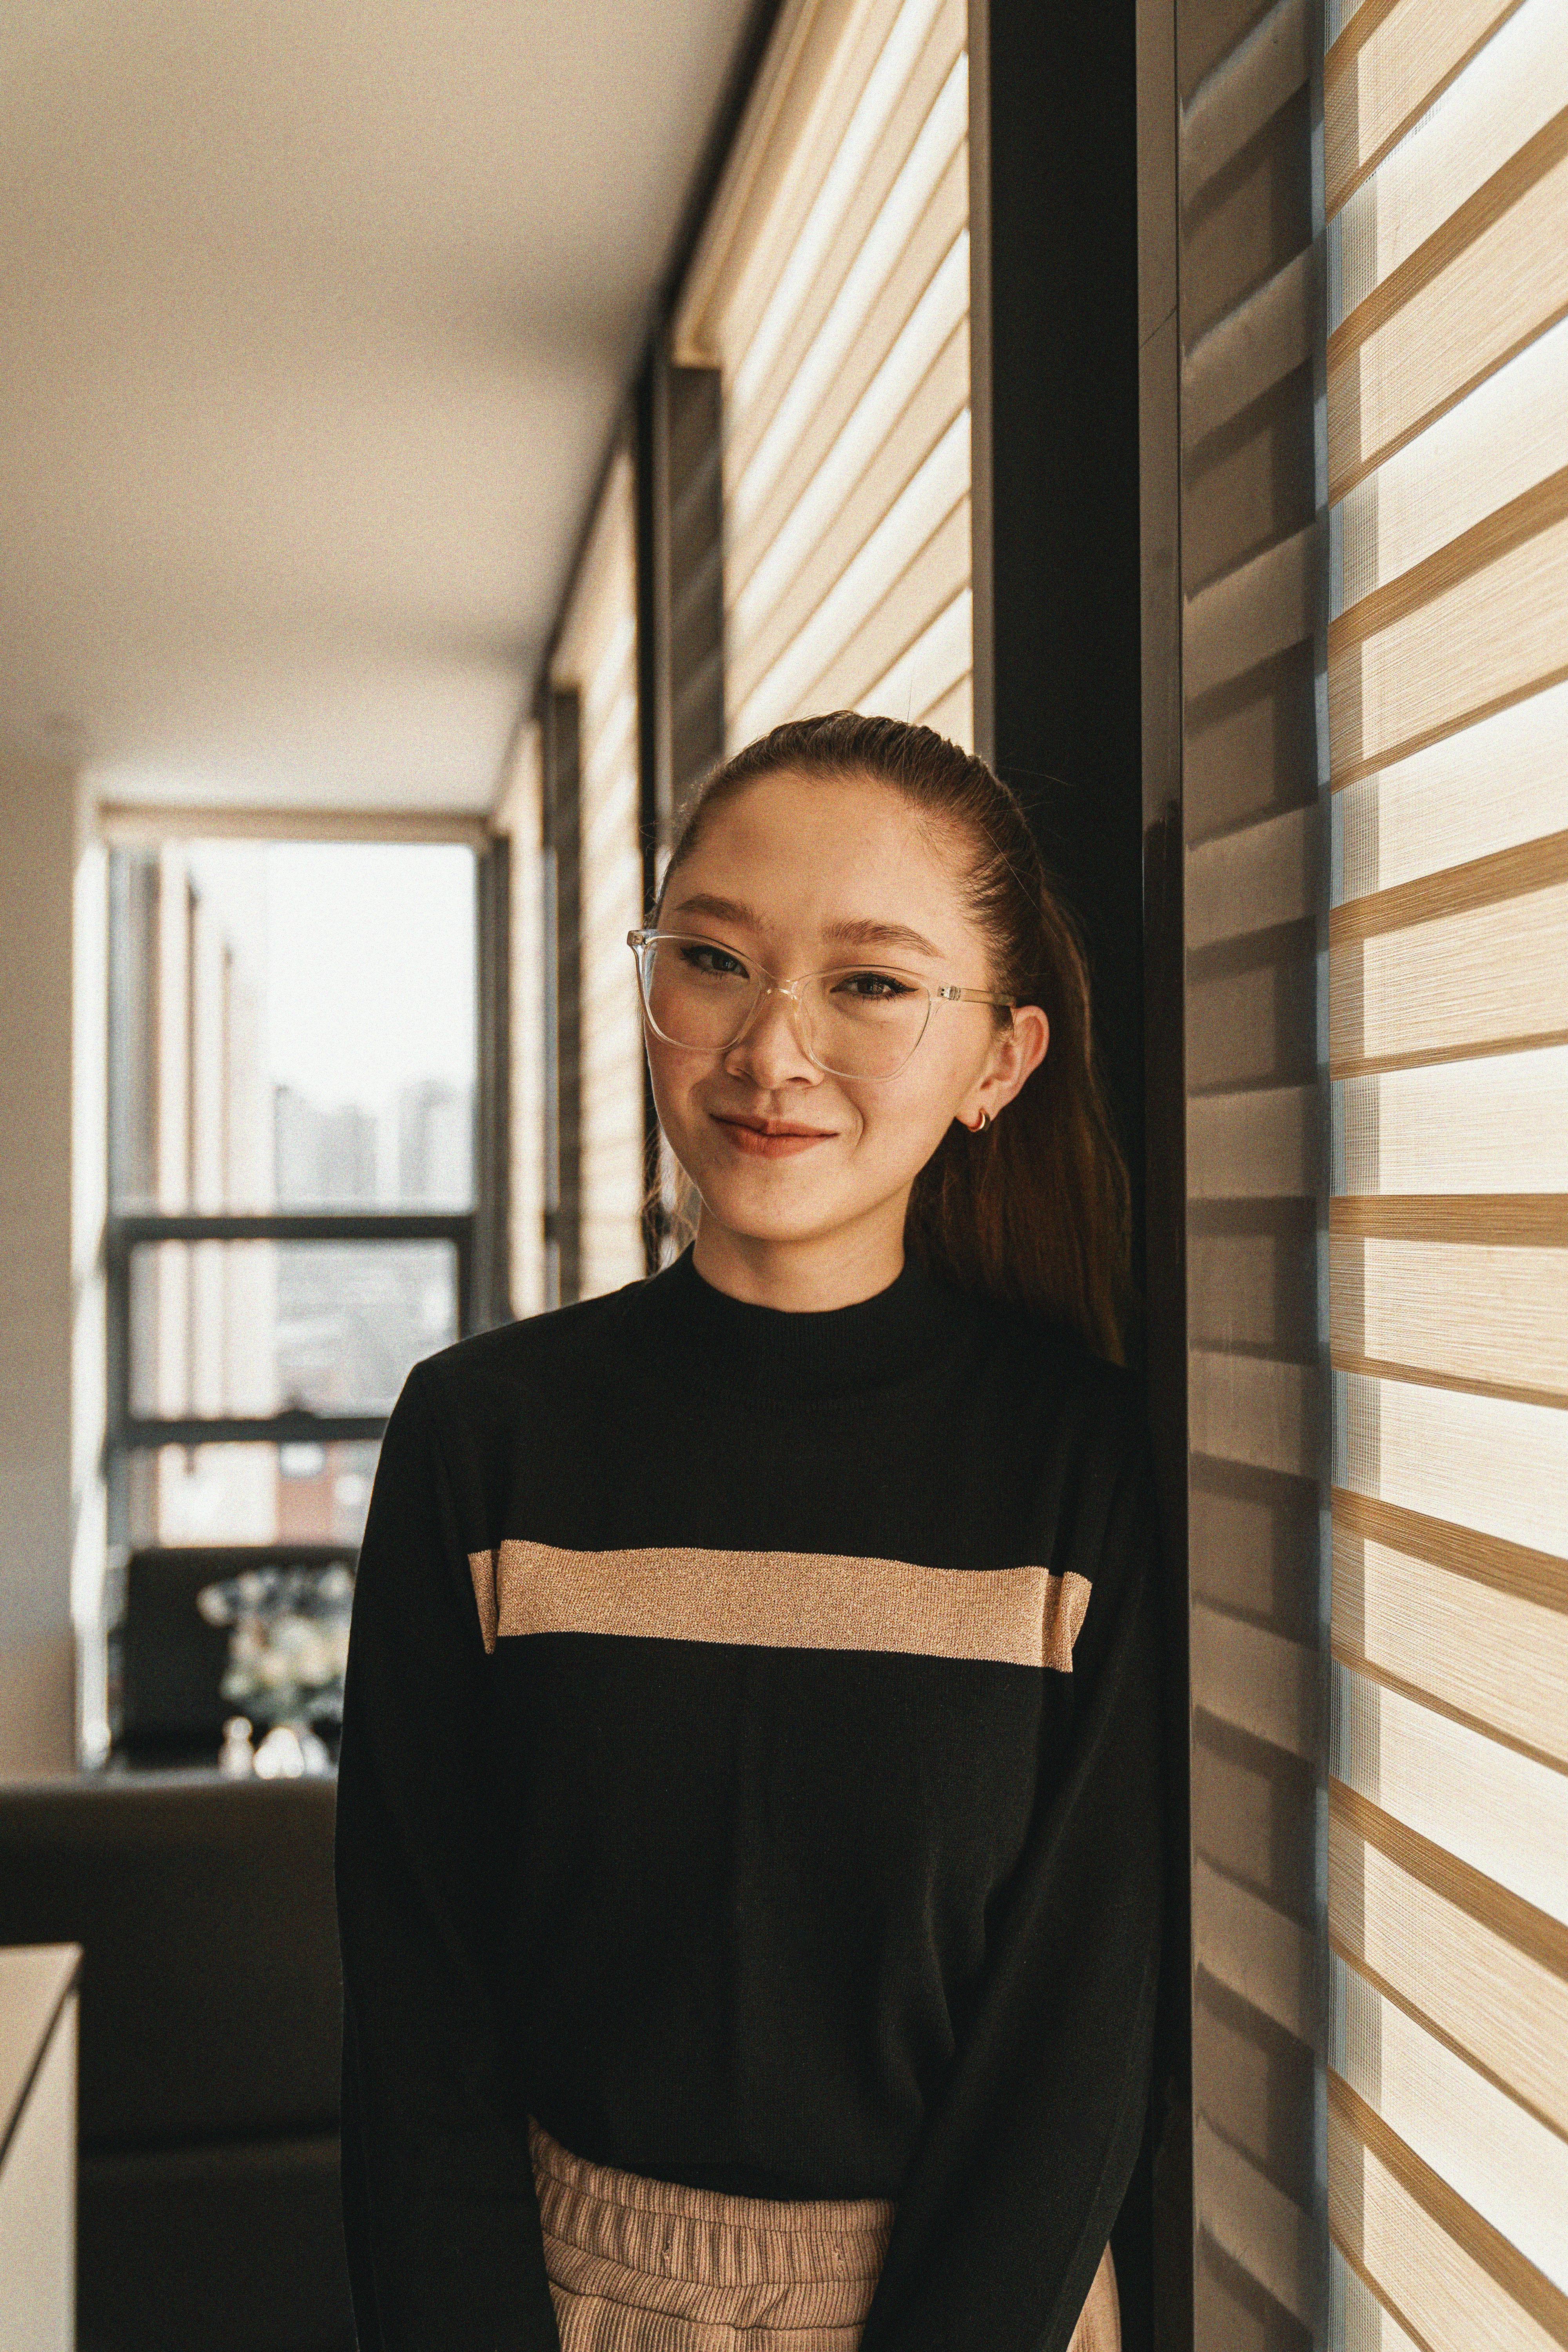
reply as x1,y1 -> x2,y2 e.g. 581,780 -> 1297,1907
690,1210 -> 909,1314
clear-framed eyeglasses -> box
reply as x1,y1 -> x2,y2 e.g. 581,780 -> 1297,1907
626,929 -> 1016,1082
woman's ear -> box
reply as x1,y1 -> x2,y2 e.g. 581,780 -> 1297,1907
962,1007 -> 1049,1128
998,1006 -> 1050,1099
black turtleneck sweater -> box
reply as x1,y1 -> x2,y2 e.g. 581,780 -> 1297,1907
334,1240 -> 1165,2352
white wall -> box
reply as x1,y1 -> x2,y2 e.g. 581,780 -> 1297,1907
0,755 -> 105,1775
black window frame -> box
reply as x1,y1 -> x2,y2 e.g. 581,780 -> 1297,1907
100,829 -> 510,1579
103,1207 -> 480,1461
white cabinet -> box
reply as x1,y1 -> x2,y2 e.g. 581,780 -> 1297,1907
0,1944 -> 80,2352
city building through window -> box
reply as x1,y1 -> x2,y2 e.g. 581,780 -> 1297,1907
100,835 -> 481,1760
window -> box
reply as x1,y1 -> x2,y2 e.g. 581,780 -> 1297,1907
1324,0 -> 1568,2339
103,835 -> 485,1751
548,448 -> 648,1301
674,0 -> 974,750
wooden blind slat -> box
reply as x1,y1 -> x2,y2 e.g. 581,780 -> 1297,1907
1332,1660 -> 1568,1939
1331,463 -> 1568,656
675,0 -> 858,363
1330,827 -> 1568,943
716,0 -> 938,409
1338,317 -> 1568,611
865,586 -> 971,727
726,121 -> 968,588
912,664 -> 972,741
1329,1194 -> 1568,1247
1332,1777 -> 1568,1984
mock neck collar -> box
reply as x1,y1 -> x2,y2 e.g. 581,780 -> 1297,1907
639,1239 -> 972,1400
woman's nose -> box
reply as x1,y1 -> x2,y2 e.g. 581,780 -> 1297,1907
722,983 -> 818,1081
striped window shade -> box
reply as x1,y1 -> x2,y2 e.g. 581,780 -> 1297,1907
672,0 -> 973,754
550,447 -> 646,1300
1325,0 -> 1568,2345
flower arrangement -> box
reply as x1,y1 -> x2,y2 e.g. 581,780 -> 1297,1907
196,1562 -> 355,1737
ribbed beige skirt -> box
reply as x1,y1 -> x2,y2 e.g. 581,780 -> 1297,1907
528,2114 -> 1120,2352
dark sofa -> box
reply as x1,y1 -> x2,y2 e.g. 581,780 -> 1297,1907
0,1770 -> 353,2352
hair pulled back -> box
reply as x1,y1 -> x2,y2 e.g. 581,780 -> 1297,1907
646,712 -> 1132,1362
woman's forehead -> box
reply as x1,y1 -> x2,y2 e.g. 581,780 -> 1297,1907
664,886 -> 947,964
681,770 -> 969,899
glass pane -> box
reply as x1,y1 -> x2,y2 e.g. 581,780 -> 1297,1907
109,839 -> 477,1213
126,1440 -> 383,1548
128,1238 -> 458,1419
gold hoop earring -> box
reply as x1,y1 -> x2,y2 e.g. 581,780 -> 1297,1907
970,1107 -> 990,1133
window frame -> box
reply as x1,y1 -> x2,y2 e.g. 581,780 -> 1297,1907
99,823 -> 510,1568
103,1207 -> 479,1458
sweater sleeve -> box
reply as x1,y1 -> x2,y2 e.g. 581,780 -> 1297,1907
857,1396 -> 1167,2352
334,1361 -> 561,2352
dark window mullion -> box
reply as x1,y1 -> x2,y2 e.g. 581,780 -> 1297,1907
474,837 -> 510,1330
109,1211 -> 473,1246
543,687 -> 582,1308
121,1414 -> 388,1450
636,350 -> 723,1276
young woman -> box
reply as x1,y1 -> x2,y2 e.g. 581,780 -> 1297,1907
335,712 -> 1166,2352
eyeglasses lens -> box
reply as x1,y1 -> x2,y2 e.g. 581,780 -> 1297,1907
641,937 -> 927,1078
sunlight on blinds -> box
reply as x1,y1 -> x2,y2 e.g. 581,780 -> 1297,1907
551,450 -> 645,1299
1174,0 -> 1326,2332
673,0 -> 973,752
1325,0 -> 1568,2343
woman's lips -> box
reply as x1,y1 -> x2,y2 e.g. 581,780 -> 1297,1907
711,1114 -> 834,1157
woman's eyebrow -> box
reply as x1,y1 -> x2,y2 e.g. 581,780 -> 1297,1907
668,892 -> 943,960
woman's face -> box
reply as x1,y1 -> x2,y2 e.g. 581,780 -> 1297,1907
643,768 -> 1049,1290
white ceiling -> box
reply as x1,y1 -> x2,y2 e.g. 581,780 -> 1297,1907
0,0 -> 755,812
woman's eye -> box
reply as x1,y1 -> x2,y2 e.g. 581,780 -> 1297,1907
835,970 -> 909,1000
681,944 -> 747,976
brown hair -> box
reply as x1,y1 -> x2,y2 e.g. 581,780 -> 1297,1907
643,712 -> 1133,1362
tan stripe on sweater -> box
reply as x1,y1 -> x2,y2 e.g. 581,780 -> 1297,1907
467,1539 -> 1091,1671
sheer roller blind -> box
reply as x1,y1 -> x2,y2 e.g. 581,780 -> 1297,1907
1325,0 -> 1568,2344
1173,0 -> 1327,2340
673,0 -> 973,752
550,448 -> 646,1299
